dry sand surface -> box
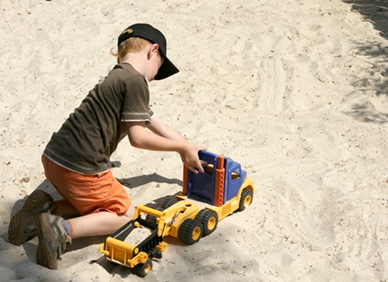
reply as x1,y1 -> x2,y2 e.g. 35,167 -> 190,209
1,0 -> 388,281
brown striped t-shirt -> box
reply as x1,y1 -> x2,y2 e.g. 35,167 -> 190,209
44,63 -> 153,174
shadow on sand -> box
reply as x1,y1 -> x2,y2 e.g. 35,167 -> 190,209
342,0 -> 388,123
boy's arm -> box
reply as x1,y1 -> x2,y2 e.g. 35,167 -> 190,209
126,120 -> 206,173
147,116 -> 186,142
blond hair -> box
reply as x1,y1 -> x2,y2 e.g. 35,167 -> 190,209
111,28 -> 152,61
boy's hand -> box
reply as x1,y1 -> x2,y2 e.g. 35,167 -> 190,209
180,144 -> 207,174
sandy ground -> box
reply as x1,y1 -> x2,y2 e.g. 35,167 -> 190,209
1,0 -> 388,281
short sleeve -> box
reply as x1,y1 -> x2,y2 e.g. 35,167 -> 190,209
121,75 -> 152,123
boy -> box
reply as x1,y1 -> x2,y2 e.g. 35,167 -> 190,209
8,23 -> 206,269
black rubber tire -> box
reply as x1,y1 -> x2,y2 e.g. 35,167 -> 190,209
238,189 -> 253,211
178,218 -> 203,245
162,198 -> 178,209
195,209 -> 218,236
145,207 -> 163,224
133,258 -> 153,277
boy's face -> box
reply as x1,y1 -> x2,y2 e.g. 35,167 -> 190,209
145,44 -> 164,82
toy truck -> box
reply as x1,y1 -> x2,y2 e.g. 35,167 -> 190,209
98,151 -> 254,277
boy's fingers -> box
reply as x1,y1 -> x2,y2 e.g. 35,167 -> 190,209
194,160 -> 205,173
188,162 -> 204,174
188,166 -> 199,174
197,165 -> 204,173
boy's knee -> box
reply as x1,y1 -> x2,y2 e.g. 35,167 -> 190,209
124,204 -> 136,219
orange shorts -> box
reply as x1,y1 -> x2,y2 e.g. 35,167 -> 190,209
42,155 -> 131,216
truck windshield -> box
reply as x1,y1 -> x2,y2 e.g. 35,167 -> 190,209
231,171 -> 240,180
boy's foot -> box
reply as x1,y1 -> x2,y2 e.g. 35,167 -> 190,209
36,213 -> 71,270
8,190 -> 55,246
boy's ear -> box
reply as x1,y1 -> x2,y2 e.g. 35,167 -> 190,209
147,43 -> 159,60
147,43 -> 159,59
151,43 -> 159,53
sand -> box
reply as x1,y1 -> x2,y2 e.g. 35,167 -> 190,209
1,0 -> 388,281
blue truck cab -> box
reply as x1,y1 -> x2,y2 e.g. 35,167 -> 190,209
183,151 -> 248,206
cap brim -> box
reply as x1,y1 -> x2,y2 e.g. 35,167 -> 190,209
154,57 -> 179,80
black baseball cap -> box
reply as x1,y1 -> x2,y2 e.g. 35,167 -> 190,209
118,23 -> 179,80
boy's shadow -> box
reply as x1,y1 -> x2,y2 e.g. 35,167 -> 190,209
109,161 -> 183,191
118,172 -> 182,189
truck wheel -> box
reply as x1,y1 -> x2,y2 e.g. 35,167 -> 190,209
162,198 -> 178,209
145,207 -> 163,224
238,189 -> 253,211
178,218 -> 203,245
195,209 -> 218,236
133,258 -> 152,277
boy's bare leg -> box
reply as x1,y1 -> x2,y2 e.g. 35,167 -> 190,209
67,204 -> 136,238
